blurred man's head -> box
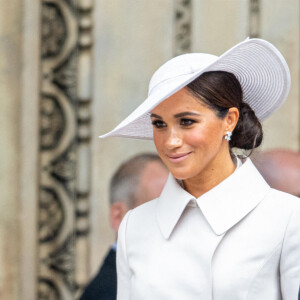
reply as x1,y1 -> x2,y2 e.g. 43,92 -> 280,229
109,153 -> 169,232
253,149 -> 300,197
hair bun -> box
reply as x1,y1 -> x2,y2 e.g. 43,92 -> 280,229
230,102 -> 263,150
241,102 -> 253,114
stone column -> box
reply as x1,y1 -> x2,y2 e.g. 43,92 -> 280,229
0,0 -> 24,299
20,0 -> 41,298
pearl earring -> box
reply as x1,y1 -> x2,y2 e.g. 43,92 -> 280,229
225,131 -> 232,141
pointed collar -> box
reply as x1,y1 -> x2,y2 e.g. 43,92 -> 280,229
156,174 -> 195,239
156,158 -> 271,239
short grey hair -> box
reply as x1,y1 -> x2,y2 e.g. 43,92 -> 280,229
109,153 -> 164,208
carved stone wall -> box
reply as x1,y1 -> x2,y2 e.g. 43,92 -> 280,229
38,0 -> 93,299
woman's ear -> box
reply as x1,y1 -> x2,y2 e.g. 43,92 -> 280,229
225,107 -> 239,132
109,202 -> 129,233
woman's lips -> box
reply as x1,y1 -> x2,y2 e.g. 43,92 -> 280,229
167,152 -> 191,163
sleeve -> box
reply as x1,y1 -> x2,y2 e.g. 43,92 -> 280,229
280,204 -> 300,300
116,210 -> 132,300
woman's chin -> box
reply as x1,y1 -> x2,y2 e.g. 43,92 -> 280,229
170,169 -> 195,181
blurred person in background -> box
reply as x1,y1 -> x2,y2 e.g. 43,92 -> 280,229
80,153 -> 168,300
253,149 -> 300,197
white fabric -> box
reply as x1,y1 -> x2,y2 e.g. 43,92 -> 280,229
100,38 -> 290,140
117,158 -> 300,300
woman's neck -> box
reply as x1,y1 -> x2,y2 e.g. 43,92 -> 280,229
182,153 -> 236,198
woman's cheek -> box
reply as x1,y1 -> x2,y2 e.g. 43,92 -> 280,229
153,133 -> 161,150
153,134 -> 165,157
185,131 -> 204,146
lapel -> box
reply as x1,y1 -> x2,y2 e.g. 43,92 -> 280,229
156,158 -> 271,239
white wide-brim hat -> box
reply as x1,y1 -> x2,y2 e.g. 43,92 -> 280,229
99,38 -> 290,140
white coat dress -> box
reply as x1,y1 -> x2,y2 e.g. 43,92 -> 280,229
116,158 -> 300,300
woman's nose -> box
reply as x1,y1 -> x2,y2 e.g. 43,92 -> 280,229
165,128 -> 182,149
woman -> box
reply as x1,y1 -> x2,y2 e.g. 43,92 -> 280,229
100,39 -> 300,299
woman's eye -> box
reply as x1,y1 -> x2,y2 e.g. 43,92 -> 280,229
180,119 -> 195,126
152,120 -> 166,128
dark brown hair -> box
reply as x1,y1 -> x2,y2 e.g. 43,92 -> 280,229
186,71 -> 263,150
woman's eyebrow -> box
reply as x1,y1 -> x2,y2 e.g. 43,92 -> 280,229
150,113 -> 162,119
174,112 -> 201,118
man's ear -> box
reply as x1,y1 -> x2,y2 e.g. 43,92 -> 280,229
225,107 -> 239,132
109,202 -> 129,233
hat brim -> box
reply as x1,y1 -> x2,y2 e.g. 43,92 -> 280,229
99,38 -> 290,140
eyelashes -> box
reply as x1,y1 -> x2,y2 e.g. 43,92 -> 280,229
180,119 -> 196,126
151,118 -> 197,129
152,120 -> 166,128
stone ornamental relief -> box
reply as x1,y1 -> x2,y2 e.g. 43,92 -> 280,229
38,0 -> 92,299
